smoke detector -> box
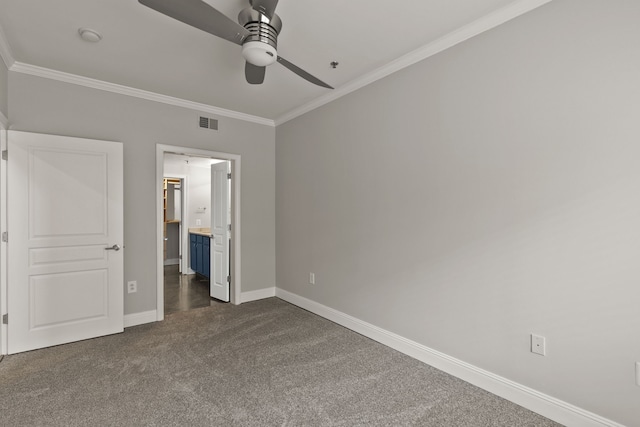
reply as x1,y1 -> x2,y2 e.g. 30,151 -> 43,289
78,28 -> 102,43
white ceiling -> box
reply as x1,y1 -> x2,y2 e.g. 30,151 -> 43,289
0,0 -> 551,124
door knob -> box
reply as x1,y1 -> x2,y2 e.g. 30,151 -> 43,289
105,244 -> 121,251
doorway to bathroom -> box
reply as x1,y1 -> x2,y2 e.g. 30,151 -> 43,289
156,145 -> 240,321
162,174 -> 212,315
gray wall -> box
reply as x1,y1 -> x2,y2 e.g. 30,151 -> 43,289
8,72 -> 276,315
165,222 -> 180,261
164,158 -> 215,230
0,58 -> 7,118
275,1 -> 640,425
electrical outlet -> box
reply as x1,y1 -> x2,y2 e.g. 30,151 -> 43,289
196,219 -> 202,226
309,272 -> 315,285
127,280 -> 137,294
531,334 -> 546,356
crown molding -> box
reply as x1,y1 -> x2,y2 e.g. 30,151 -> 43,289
0,22 -> 15,69
10,62 -> 275,127
274,0 -> 554,126
2,0 -> 553,129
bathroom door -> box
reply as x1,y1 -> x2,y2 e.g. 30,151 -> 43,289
7,131 -> 124,354
210,161 -> 230,302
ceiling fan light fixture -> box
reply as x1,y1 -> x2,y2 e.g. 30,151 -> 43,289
242,41 -> 277,67
138,0 -> 331,88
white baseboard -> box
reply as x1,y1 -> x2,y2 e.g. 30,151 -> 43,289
240,287 -> 276,303
124,310 -> 158,328
275,288 -> 623,427
163,258 -> 179,266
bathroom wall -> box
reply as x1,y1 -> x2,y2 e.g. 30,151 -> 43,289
164,154 -> 223,230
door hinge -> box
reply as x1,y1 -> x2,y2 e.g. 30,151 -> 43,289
2,314 -> 7,325
1,150 -> 7,161
227,275 -> 231,283
227,173 -> 231,180
1,232 -> 7,242
227,224 -> 231,231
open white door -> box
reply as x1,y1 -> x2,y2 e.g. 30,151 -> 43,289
210,161 -> 230,302
7,131 -> 124,354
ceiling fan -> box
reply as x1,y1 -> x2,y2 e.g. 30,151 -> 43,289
139,0 -> 333,89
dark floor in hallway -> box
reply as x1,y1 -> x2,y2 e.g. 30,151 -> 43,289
164,264 -> 225,314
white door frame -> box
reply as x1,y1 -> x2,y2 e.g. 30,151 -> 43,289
162,174 -> 188,274
156,144 -> 241,321
0,113 -> 8,355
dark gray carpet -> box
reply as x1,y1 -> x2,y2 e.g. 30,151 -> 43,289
0,298 -> 561,426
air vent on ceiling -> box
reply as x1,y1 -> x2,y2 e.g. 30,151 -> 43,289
199,116 -> 219,131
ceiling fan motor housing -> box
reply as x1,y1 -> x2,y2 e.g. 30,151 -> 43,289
238,7 -> 282,67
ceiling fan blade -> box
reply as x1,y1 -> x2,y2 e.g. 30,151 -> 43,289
245,62 -> 266,84
250,0 -> 279,19
139,0 -> 250,46
277,56 -> 334,89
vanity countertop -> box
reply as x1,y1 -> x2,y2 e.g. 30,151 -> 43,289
188,227 -> 211,237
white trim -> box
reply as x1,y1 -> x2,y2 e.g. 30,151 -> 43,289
163,258 -> 180,266
0,127 -> 7,354
163,173 -> 189,274
0,22 -> 15,69
124,310 -> 158,328
10,61 -> 274,127
240,287 -> 275,303
274,0 -> 554,125
275,288 -> 624,427
156,144 -> 242,322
